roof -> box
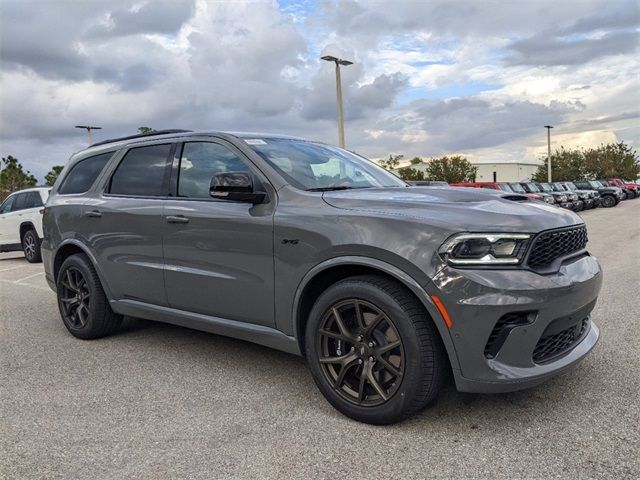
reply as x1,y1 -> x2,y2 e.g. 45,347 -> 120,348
75,130 -> 310,157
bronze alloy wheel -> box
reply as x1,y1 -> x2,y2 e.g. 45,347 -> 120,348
317,299 -> 405,407
59,267 -> 91,329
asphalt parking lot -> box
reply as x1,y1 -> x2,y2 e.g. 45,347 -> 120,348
1,201 -> 639,479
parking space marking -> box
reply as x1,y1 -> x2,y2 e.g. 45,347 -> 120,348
11,271 -> 45,283
0,266 -> 25,272
0,278 -> 51,292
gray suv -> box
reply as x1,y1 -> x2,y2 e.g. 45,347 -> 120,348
43,130 -> 602,424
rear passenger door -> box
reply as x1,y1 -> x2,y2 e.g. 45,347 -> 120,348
87,143 -> 174,306
162,140 -> 276,326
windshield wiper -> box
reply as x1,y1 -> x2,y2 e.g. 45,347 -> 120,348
306,186 -> 371,192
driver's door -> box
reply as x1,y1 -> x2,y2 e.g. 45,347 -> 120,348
162,140 -> 276,327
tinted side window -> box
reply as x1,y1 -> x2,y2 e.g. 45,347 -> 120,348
11,193 -> 27,211
109,144 -> 171,197
59,152 -> 114,194
178,142 -> 252,199
0,195 -> 16,214
24,192 -> 43,208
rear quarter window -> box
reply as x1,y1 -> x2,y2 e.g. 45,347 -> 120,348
108,144 -> 172,197
58,152 -> 114,194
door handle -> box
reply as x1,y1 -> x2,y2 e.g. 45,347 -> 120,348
84,210 -> 102,218
166,215 -> 189,224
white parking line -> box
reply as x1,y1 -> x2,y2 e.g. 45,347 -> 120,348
0,278 -> 51,292
12,271 -> 45,283
0,266 -> 24,272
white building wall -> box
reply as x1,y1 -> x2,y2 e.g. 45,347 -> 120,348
474,163 -> 540,182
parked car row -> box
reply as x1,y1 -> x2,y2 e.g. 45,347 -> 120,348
448,179 -> 637,211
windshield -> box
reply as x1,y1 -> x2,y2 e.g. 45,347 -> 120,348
525,183 -> 540,193
565,182 -> 577,190
539,183 -> 553,192
508,183 -> 526,193
497,184 -> 513,192
552,182 -> 566,191
246,138 -> 407,190
589,181 -> 603,188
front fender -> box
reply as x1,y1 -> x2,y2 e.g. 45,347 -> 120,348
290,255 -> 461,371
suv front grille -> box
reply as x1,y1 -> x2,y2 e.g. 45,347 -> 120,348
533,317 -> 590,363
527,225 -> 588,268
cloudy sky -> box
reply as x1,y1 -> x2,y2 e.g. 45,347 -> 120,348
1,0 -> 639,181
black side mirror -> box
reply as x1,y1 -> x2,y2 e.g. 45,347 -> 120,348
209,172 -> 266,204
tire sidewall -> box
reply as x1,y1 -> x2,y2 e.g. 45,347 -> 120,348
602,195 -> 615,208
305,280 -> 432,424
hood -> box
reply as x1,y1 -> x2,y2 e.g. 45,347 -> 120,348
322,187 -> 582,232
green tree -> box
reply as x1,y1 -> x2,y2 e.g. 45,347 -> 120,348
532,147 -> 586,182
425,155 -> 477,183
409,157 -> 423,165
45,165 -> 64,186
397,166 -> 425,181
379,154 -> 403,170
0,155 -> 37,201
582,142 -> 640,179
137,126 -> 155,134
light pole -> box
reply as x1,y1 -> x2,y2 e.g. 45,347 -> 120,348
321,55 -> 353,149
544,125 -> 553,182
75,125 -> 102,145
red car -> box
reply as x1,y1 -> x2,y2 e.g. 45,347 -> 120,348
450,182 -> 555,204
606,178 -> 639,199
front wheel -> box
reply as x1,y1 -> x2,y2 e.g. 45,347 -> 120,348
305,275 -> 446,424
601,195 -> 616,208
22,229 -> 42,263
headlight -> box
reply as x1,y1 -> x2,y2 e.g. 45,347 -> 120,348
579,193 -> 588,200
544,196 -> 555,204
558,194 -> 567,202
439,233 -> 531,266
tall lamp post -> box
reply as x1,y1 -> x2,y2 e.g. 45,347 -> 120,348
321,55 -> 353,149
75,125 -> 102,145
544,125 -> 553,182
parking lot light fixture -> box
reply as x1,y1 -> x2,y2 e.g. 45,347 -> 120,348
321,55 -> 353,149
75,125 -> 102,145
545,125 -> 553,182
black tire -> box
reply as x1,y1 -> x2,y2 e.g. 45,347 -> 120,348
22,229 -> 42,263
305,275 -> 446,424
601,195 -> 616,208
56,253 -> 122,339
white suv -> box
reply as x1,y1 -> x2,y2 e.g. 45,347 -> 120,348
0,187 -> 50,262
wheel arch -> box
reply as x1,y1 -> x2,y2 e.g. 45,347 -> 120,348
292,256 -> 460,372
52,240 -> 114,300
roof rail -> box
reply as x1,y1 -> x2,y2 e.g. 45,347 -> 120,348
91,129 -> 193,147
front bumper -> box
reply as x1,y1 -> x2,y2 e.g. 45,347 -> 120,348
431,254 -> 602,393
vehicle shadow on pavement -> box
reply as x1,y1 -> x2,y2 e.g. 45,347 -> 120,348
111,314 -> 580,428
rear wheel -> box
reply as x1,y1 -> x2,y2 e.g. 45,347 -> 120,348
22,229 -> 42,263
601,195 -> 616,208
305,275 -> 446,424
56,253 -> 122,339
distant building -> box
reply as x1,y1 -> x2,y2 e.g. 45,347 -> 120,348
389,160 -> 542,182
473,162 -> 541,182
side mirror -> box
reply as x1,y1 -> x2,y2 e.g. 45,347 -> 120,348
209,172 -> 266,204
